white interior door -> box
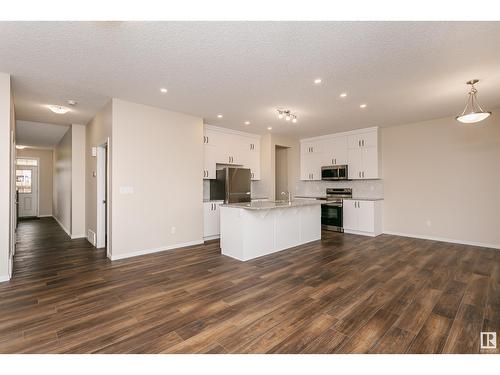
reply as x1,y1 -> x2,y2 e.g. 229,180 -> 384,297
16,164 -> 38,217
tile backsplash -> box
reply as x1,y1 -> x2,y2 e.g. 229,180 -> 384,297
294,179 -> 384,199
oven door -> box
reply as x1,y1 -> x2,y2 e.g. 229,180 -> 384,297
321,203 -> 343,232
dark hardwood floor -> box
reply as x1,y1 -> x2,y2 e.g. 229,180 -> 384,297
0,217 -> 499,354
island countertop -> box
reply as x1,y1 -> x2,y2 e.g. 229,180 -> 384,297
221,200 -> 323,210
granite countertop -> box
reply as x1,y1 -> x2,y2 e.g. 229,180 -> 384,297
203,199 -> 224,202
346,197 -> 384,201
222,200 -> 323,210
251,197 -> 269,200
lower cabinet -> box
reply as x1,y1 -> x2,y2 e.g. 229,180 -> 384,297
203,201 -> 223,239
343,199 -> 383,236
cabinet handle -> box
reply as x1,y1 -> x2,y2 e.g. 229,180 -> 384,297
362,139 -> 365,147
358,171 -> 361,178
358,140 -> 361,147
362,171 -> 365,178
334,158 -> 336,165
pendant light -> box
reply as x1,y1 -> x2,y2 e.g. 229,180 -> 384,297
456,79 -> 491,124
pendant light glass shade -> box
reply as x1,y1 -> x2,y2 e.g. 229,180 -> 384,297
456,80 -> 491,124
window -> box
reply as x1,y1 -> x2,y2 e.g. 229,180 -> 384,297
16,169 -> 32,193
16,158 -> 38,166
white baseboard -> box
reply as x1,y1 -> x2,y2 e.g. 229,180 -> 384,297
71,234 -> 87,239
52,215 -> 71,238
204,235 -> 220,241
38,214 -> 52,218
383,230 -> 500,250
0,275 -> 10,283
344,229 -> 381,237
110,239 -> 204,261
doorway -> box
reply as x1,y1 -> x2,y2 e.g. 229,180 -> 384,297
15,157 -> 39,218
275,145 -> 289,200
96,142 -> 109,256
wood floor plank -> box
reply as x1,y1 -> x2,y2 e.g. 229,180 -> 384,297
0,217 -> 498,354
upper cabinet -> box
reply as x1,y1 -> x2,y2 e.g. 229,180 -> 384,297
300,127 -> 381,181
203,125 -> 261,181
347,129 -> 380,180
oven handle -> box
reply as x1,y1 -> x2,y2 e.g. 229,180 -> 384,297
322,203 -> 343,207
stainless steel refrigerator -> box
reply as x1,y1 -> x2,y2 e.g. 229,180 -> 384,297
209,167 -> 251,203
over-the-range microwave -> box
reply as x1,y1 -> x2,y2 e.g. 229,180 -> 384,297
321,165 -> 349,180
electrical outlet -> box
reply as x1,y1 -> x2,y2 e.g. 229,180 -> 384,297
170,226 -> 176,234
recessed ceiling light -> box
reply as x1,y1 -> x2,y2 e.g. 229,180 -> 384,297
340,93 -> 347,98
16,145 -> 26,150
292,118 -> 297,123
267,127 -> 272,130
360,104 -> 367,109
67,99 -> 77,106
47,105 -> 70,114
244,121 -> 250,125
217,114 -> 223,118
314,78 -> 322,84
160,88 -> 168,93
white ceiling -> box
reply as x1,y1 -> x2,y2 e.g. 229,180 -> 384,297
16,120 -> 69,148
1,22 -> 500,138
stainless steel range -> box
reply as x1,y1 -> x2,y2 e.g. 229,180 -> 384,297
320,188 -> 352,232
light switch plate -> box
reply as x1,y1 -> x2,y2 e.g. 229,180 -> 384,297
92,147 -> 97,157
119,186 -> 134,194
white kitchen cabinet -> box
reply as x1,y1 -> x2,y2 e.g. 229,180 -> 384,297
203,145 -> 217,179
203,125 -> 261,180
321,136 -> 348,166
203,201 -> 223,239
343,199 -> 382,236
347,129 -> 380,180
301,127 -> 380,181
300,140 -> 323,180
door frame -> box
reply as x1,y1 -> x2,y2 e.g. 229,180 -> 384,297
15,156 -> 40,218
96,139 -> 110,258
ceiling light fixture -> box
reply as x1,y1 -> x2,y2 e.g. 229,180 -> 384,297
160,88 -> 168,93
67,100 -> 77,106
267,127 -> 272,130
456,79 -> 491,124
244,121 -> 250,125
48,105 -> 70,114
276,109 -> 298,123
340,93 -> 347,98
360,104 -> 367,109
217,114 -> 223,118
16,145 -> 26,150
314,78 -> 322,84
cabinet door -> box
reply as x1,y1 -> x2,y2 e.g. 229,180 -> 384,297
357,201 -> 375,233
348,148 -> 362,180
360,130 -> 378,148
300,153 -> 313,180
342,200 -> 357,231
361,146 -> 378,179
322,137 -> 348,166
244,137 -> 261,180
203,203 -> 218,237
347,134 -> 362,149
203,145 -> 216,179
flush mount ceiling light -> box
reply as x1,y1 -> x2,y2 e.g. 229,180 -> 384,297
276,109 -> 298,123
217,114 -> 223,118
67,99 -> 77,106
244,121 -> 250,125
267,127 -> 272,130
340,93 -> 347,98
359,104 -> 367,109
314,78 -> 322,84
456,79 -> 491,124
160,88 -> 168,93
47,105 -> 70,114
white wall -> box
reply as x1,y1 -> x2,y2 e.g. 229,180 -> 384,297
111,99 -> 203,259
86,101 -> 112,246
0,73 -> 14,281
381,110 -> 500,248
17,148 -> 54,216
53,127 -> 72,235
71,124 -> 86,238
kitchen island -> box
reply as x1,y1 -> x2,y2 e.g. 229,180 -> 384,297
220,200 -> 322,261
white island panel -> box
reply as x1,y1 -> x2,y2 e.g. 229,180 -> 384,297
220,201 -> 321,261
